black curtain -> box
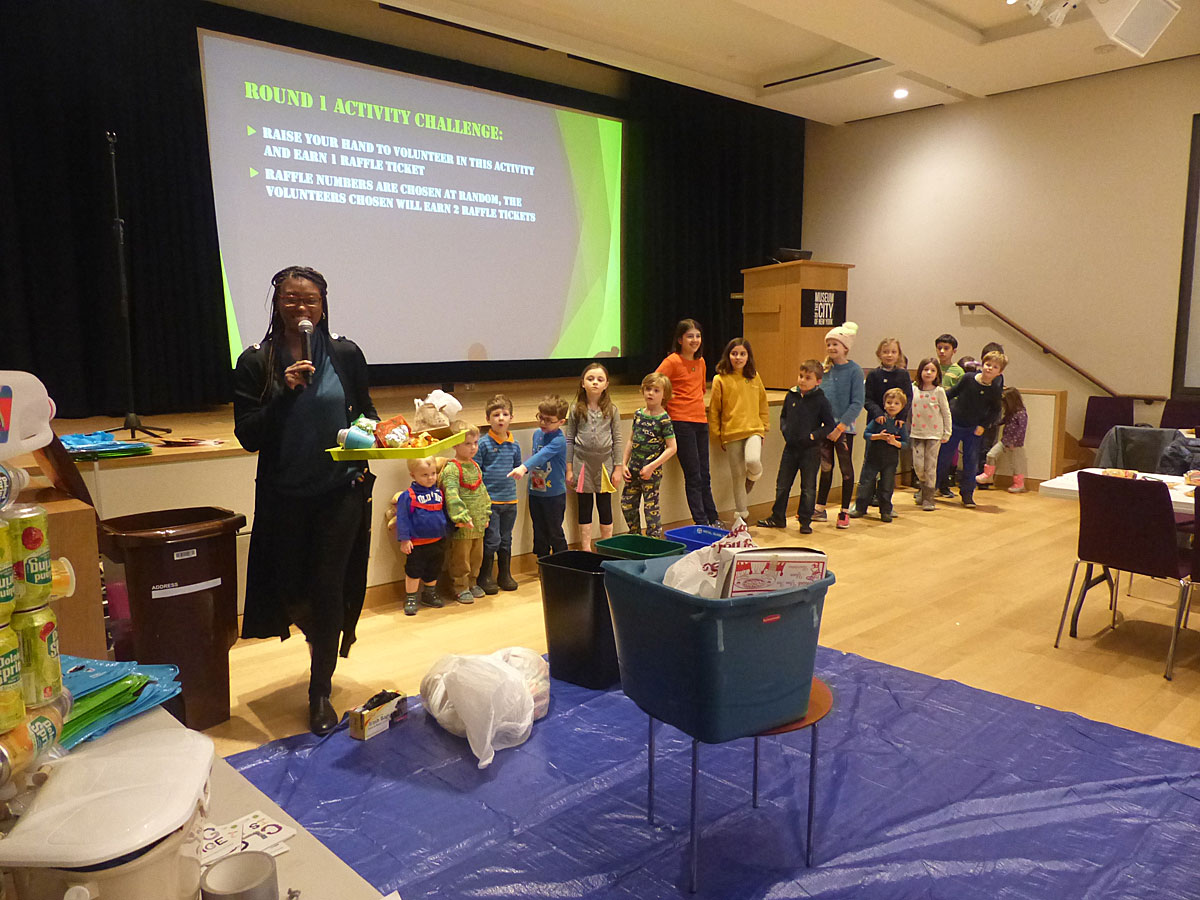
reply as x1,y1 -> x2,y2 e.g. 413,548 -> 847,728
0,5 -> 804,416
626,75 -> 805,375
0,0 -> 228,418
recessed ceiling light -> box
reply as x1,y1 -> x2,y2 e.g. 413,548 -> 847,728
894,88 -> 909,99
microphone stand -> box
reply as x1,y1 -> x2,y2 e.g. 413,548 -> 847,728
102,131 -> 171,441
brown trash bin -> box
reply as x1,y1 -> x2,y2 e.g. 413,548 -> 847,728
99,507 -> 246,731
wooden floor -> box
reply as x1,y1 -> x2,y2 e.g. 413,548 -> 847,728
204,485 -> 1200,758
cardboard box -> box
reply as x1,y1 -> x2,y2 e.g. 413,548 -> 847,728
719,547 -> 827,597
349,691 -> 407,741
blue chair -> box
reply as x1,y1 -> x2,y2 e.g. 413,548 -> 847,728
603,557 -> 835,891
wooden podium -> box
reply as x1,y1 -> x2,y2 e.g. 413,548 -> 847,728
739,260 -> 853,389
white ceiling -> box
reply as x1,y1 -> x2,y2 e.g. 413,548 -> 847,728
377,0 -> 1200,124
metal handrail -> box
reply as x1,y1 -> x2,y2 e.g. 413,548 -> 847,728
955,301 -> 1166,402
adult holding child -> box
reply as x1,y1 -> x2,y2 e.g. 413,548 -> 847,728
657,319 -> 721,527
233,265 -> 378,736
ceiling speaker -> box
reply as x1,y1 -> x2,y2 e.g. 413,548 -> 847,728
1085,0 -> 1180,56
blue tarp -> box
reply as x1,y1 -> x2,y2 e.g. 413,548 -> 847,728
230,647 -> 1200,898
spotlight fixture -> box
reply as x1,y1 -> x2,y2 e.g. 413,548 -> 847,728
893,88 -> 909,99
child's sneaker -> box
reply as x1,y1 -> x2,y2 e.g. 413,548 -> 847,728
811,507 -> 828,522
848,509 -> 866,519
799,522 -> 813,534
1008,484 -> 1027,493
836,511 -> 850,529
404,594 -> 418,616
880,512 -> 893,523
419,587 -> 444,609
962,498 -> 977,509
757,516 -> 786,528
457,589 -> 475,604
470,584 -> 485,599
938,487 -> 954,498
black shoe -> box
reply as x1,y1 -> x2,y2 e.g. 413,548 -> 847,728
419,586 -> 443,608
309,696 -> 338,736
880,512 -> 893,523
757,516 -> 786,528
497,551 -> 519,591
799,523 -> 813,535
938,487 -> 954,498
404,594 -> 418,616
848,509 -> 866,519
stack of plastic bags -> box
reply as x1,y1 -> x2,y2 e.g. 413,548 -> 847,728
59,432 -> 152,460
59,655 -> 182,749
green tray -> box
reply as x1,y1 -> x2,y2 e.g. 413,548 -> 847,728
327,430 -> 465,460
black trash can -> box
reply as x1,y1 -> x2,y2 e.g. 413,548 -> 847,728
99,507 -> 246,731
536,551 -> 620,690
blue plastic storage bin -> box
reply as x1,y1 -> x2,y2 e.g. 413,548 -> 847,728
602,556 -> 834,743
664,525 -> 729,552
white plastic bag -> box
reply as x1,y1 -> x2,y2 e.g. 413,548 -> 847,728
492,646 -> 550,720
662,518 -> 757,598
419,647 -> 549,768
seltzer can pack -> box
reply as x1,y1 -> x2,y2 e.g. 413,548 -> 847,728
11,603 -> 60,707
0,624 -> 23,732
0,518 -> 14,626
4,504 -> 51,613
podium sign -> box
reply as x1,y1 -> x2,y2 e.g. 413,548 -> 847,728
800,290 -> 846,328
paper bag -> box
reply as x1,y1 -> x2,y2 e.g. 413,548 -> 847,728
662,518 -> 757,598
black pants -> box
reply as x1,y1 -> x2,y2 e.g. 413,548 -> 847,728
576,492 -> 613,526
246,476 -> 371,700
529,493 -> 568,558
855,452 -> 899,516
673,420 -> 719,525
817,433 -> 856,509
771,444 -> 821,523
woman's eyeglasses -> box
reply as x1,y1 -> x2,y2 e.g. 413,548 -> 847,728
279,293 -> 321,307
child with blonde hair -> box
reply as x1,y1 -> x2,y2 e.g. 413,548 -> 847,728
393,456 -> 448,616
815,322 -> 864,528
708,338 -> 769,522
565,363 -> 625,551
909,357 -> 952,511
977,386 -> 1028,493
850,388 -> 909,522
621,373 -> 678,537
441,421 -> 491,603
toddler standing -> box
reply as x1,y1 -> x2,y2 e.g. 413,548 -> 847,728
393,457 -> 448,616
475,394 -> 523,594
850,388 -> 909,522
565,363 -> 625,551
977,386 -> 1028,493
441,421 -> 491,603
708,338 -> 769,522
909,358 -> 952,511
815,322 -> 865,529
758,360 -> 835,535
509,396 -> 570,557
621,373 -> 678,537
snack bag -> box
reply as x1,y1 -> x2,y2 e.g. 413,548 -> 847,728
375,413 -> 412,448
662,518 -> 757,598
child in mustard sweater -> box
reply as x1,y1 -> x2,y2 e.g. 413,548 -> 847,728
708,338 -> 769,523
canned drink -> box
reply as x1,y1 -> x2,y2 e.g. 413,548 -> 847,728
0,624 -> 23,732
11,603 -> 60,707
4,504 -> 51,613
0,519 -> 14,626
0,697 -> 66,787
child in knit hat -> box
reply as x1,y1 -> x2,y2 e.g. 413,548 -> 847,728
815,322 -> 864,529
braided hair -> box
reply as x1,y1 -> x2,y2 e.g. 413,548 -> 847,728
260,266 -> 330,398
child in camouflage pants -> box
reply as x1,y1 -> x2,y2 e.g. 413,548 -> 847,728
621,373 -> 678,537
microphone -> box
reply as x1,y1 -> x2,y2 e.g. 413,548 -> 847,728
298,319 -> 314,386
